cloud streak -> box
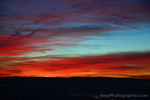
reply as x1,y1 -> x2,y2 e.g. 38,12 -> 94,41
0,52 -> 150,79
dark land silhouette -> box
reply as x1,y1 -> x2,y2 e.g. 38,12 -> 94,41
0,77 -> 149,100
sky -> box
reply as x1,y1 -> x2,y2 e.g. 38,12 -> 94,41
0,0 -> 150,79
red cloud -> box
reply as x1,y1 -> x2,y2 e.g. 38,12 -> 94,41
0,52 -> 150,79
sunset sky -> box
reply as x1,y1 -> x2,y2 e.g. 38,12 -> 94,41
0,0 -> 150,79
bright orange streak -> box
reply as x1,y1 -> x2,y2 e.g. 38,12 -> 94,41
0,52 -> 150,79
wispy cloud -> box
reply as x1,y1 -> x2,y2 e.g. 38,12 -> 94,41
0,52 -> 149,78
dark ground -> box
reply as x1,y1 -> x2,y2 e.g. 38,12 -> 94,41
0,77 -> 150,100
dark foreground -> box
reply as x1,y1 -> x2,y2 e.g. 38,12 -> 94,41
0,77 -> 150,100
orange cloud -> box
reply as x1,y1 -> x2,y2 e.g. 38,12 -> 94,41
0,52 -> 150,79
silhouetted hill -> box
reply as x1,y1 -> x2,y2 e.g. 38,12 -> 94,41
0,77 -> 149,100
